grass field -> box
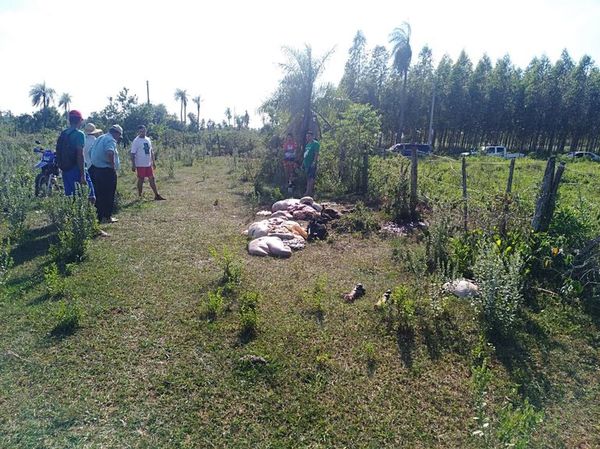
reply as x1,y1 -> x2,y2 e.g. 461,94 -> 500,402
1,157 -> 599,448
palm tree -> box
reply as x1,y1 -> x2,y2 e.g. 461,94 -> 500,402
260,45 -> 333,140
174,89 -> 188,124
58,93 -> 72,122
192,95 -> 202,130
29,82 -> 56,128
389,22 -> 412,141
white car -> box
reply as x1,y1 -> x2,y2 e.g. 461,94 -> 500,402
481,146 -> 525,159
566,151 -> 600,162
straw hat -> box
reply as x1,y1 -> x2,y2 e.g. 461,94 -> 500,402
84,123 -> 103,135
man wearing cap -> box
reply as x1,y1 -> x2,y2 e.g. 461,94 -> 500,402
302,130 -> 320,197
89,125 -> 122,223
83,123 -> 102,169
130,125 -> 165,200
57,110 -> 96,202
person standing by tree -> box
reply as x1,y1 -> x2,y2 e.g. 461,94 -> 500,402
89,125 -> 122,223
302,130 -> 320,197
130,125 -> 165,200
282,133 -> 298,193
56,109 -> 95,203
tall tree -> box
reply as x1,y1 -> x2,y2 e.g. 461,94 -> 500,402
29,82 -> 56,128
260,44 -> 334,140
174,89 -> 188,124
192,95 -> 202,130
225,107 -> 232,127
364,45 -> 389,109
389,22 -> 412,141
58,93 -> 72,122
340,30 -> 367,101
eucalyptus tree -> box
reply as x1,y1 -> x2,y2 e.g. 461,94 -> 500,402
340,30 -> 368,102
225,107 -> 232,127
58,93 -> 72,122
364,45 -> 389,110
389,22 -> 412,141
174,89 -> 188,124
29,82 -> 56,128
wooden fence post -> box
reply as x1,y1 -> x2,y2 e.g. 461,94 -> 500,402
500,158 -> 516,235
410,147 -> 418,218
532,157 -> 564,232
462,156 -> 468,232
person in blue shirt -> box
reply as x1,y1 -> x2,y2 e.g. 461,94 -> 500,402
89,125 -> 122,223
57,109 -> 95,202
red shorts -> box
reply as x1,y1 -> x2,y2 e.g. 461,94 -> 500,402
136,166 -> 154,178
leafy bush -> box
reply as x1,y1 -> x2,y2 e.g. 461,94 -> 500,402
303,275 -> 327,320
44,262 -> 66,299
210,246 -> 242,297
473,243 -> 525,337
369,155 -> 411,221
497,398 -> 543,449
51,299 -> 83,336
239,291 -> 260,339
204,287 -> 224,321
47,190 -> 99,266
0,168 -> 33,241
335,201 -> 379,236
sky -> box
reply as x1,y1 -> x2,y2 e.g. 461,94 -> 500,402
1,0 -> 599,127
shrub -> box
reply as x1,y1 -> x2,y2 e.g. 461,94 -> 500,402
497,398 -> 543,449
473,243 -> 525,337
239,290 -> 260,339
368,156 -> 411,221
210,246 -> 242,297
303,275 -> 327,321
51,299 -> 83,336
44,262 -> 66,299
0,168 -> 33,242
205,287 -> 224,320
47,190 -> 98,266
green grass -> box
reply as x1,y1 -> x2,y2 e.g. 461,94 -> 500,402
0,157 -> 599,448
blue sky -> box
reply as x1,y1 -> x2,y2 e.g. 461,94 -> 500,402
1,0 -> 599,126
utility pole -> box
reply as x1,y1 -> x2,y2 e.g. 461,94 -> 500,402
146,80 -> 150,105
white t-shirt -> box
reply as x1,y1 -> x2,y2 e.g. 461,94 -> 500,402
131,136 -> 153,167
83,134 -> 96,168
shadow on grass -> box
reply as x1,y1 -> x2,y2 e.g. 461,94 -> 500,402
396,327 -> 416,368
10,224 -> 55,267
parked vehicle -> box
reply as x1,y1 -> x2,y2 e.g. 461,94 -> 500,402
480,145 -> 525,159
388,143 -> 432,157
566,151 -> 600,162
33,140 -> 61,196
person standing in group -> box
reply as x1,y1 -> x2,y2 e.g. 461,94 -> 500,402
130,125 -> 165,200
89,124 -> 122,223
302,130 -> 320,197
83,123 -> 102,168
55,109 -> 95,203
282,132 -> 297,194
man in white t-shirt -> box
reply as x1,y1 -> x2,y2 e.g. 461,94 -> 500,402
130,125 -> 165,200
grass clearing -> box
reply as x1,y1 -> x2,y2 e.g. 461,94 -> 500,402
1,157 -> 599,448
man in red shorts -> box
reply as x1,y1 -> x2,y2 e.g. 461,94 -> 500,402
130,125 -> 165,200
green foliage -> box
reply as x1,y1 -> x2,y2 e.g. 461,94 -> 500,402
497,398 -> 543,449
44,262 -> 66,299
0,238 -> 13,295
239,291 -> 260,339
335,201 -> 379,236
473,243 -> 525,337
210,246 -> 242,297
0,168 -> 33,242
205,288 -> 224,320
46,191 -> 99,266
51,299 -> 82,336
368,155 -> 411,221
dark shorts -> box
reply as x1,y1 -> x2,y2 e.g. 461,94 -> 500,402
306,164 -> 317,179
136,166 -> 154,178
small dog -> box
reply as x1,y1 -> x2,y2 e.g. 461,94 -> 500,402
343,283 -> 366,302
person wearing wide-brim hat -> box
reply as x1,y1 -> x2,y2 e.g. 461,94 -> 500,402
83,123 -> 103,168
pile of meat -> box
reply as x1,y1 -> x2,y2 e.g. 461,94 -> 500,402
243,197 -> 323,258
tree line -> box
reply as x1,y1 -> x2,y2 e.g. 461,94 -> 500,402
337,29 -> 600,154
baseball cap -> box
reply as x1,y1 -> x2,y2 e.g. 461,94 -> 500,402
69,110 -> 83,120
